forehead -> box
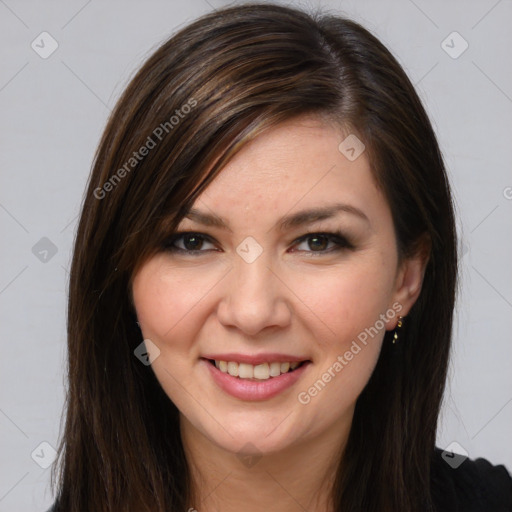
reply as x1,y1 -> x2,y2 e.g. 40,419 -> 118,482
189,115 -> 389,228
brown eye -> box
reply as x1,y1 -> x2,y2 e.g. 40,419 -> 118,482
306,235 -> 329,251
292,232 -> 354,254
164,232 -> 216,254
181,234 -> 204,251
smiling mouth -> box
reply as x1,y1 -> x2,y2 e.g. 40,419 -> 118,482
204,358 -> 309,381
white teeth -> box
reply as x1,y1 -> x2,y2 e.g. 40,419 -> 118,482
269,362 -> 281,377
227,361 -> 239,377
212,359 -> 305,380
253,363 -> 269,380
238,363 -> 253,379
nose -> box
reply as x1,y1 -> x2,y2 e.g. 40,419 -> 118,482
216,250 -> 292,336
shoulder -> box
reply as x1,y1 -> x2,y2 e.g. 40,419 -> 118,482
431,446 -> 512,512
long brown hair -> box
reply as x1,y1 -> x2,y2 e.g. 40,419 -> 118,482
50,3 -> 458,511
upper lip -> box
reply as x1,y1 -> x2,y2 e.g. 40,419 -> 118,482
202,353 -> 310,365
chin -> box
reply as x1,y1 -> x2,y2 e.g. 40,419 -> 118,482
198,411 -> 303,456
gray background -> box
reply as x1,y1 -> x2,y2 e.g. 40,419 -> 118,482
0,0 -> 511,510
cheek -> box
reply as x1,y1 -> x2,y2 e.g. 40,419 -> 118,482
131,261 -> 213,407
296,271 -> 386,413
132,259 -> 225,341
292,258 -> 394,342
291,254 -> 394,403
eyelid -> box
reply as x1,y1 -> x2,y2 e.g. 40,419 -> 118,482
164,231 -> 217,252
164,230 -> 355,254
292,230 -> 355,251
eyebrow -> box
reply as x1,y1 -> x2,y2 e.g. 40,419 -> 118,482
182,202 -> 370,231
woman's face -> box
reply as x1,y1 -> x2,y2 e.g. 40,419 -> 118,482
132,115 -> 423,456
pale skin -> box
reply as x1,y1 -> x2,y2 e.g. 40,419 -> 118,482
131,114 -> 430,512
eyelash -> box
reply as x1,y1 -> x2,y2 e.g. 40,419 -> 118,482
163,230 -> 355,256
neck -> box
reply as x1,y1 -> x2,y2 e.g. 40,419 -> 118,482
180,413 -> 351,512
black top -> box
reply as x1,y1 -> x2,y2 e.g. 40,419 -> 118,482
431,447 -> 512,511
44,447 -> 512,511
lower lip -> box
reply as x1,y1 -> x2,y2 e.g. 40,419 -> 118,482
201,358 -> 311,401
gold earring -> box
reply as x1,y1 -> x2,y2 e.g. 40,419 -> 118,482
392,316 -> 403,344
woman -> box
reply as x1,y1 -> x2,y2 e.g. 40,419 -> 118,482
47,3 -> 512,511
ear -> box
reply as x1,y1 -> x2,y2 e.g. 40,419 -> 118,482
386,234 -> 431,330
